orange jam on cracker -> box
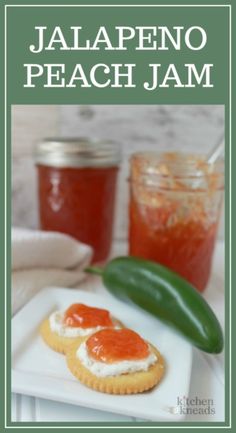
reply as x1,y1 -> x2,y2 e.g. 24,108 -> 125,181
86,329 -> 149,363
63,304 -> 114,328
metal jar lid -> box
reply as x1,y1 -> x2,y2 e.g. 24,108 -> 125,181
34,138 -> 121,168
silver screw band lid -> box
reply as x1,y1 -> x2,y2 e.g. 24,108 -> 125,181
34,138 -> 121,168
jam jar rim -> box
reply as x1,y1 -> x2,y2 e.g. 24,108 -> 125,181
130,151 -> 224,192
34,137 -> 121,168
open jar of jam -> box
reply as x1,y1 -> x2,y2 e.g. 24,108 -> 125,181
129,152 -> 224,292
35,138 -> 121,263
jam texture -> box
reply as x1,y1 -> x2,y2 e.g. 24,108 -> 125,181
129,152 -> 223,292
129,197 -> 218,291
37,165 -> 118,262
86,328 -> 149,363
63,303 -> 114,328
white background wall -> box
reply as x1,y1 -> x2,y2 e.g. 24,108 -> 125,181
12,104 -> 224,240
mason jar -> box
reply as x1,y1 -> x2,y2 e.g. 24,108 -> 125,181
35,138 -> 121,263
129,152 -> 224,291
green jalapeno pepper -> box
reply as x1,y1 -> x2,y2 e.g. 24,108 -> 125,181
86,256 -> 223,354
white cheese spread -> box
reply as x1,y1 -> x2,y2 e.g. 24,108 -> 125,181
49,310 -> 119,337
76,341 -> 157,377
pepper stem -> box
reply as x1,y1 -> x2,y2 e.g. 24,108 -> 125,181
85,266 -> 104,276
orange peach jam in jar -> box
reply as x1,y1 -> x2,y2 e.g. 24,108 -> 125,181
35,138 -> 120,263
129,152 -> 224,292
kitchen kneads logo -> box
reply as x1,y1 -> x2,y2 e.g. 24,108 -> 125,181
171,396 -> 216,416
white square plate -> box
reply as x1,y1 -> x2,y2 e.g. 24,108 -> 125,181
12,287 -> 192,421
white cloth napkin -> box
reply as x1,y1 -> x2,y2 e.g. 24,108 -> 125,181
12,228 -> 93,314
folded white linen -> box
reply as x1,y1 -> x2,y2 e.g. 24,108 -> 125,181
12,228 -> 93,314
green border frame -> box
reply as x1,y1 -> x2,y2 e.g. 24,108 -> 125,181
1,0 -> 234,431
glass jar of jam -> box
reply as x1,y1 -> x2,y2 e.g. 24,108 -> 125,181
35,138 -> 121,263
129,152 -> 224,292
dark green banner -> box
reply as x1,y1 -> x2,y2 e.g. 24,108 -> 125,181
6,5 -> 229,104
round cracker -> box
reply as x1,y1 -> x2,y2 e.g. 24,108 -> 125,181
66,341 -> 165,394
39,317 -> 124,355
